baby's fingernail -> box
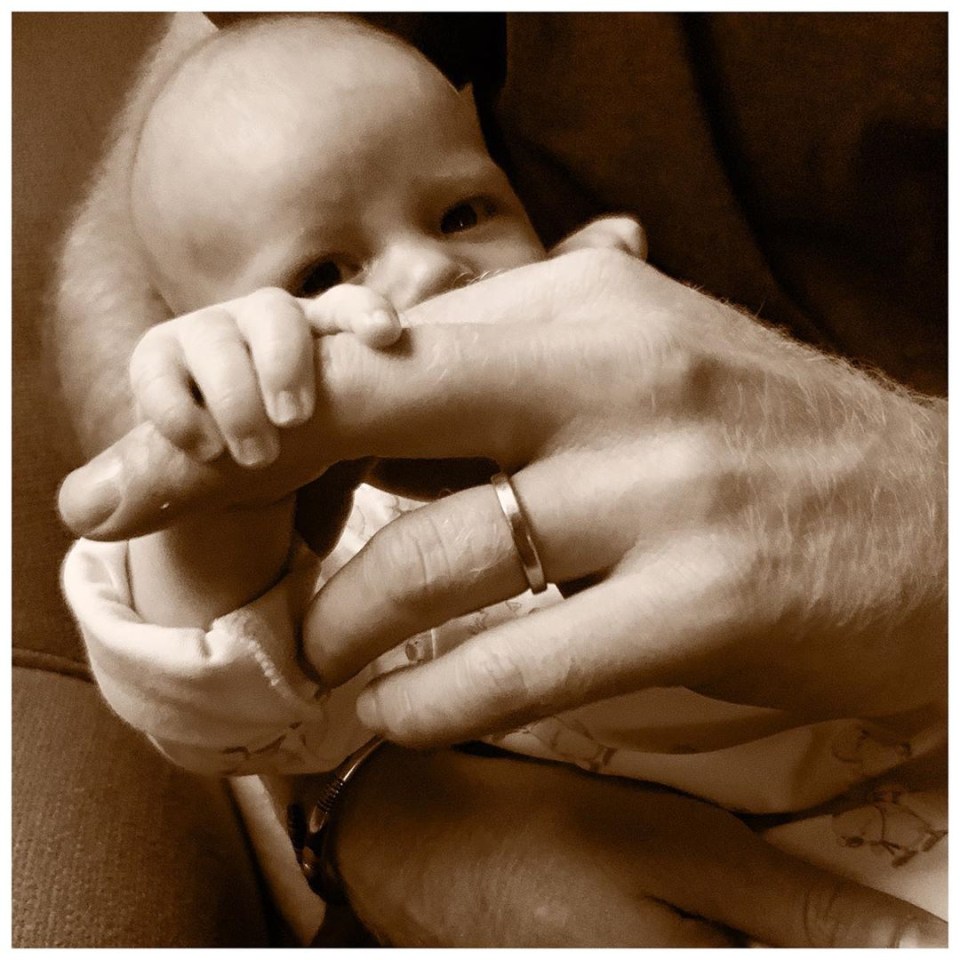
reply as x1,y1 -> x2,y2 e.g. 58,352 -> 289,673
362,310 -> 402,347
273,390 -> 302,426
195,433 -> 224,462
233,433 -> 279,468
58,453 -> 123,533
298,388 -> 315,419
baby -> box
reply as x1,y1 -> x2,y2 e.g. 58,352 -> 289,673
62,12 -> 945,941
126,14 -> 640,472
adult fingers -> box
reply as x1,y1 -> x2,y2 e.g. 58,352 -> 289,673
352,551 -> 744,747
754,853 -> 946,947
675,821 -> 947,947
304,437 -> 729,695
58,421 -> 242,538
58,322 -> 579,540
303,484 -> 529,685
588,780 -> 947,948
303,452 -> 651,688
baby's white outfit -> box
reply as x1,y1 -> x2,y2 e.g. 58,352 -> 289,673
62,485 -> 946,923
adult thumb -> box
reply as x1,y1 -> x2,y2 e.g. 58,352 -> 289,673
56,420 -> 297,540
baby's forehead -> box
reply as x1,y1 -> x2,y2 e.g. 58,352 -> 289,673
138,17 -> 463,183
189,16 -> 444,105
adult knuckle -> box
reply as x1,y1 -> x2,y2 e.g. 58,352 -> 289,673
458,639 -> 531,707
655,342 -> 721,414
652,427 -> 738,524
800,877 -> 854,947
370,512 -> 454,617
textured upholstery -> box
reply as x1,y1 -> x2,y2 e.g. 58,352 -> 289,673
12,669 -> 272,947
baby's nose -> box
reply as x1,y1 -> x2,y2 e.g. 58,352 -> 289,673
368,241 -> 471,311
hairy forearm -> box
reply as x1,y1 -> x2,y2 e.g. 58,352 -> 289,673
49,13 -> 215,458
328,745 -> 729,947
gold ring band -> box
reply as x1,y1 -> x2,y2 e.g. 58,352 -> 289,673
490,472 -> 548,594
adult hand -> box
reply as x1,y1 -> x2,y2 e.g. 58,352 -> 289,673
330,745 -> 946,947
58,250 -> 947,740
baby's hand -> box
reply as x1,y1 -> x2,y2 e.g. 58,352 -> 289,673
550,214 -> 648,261
129,285 -> 402,468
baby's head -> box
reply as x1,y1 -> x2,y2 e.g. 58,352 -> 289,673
132,15 -> 544,315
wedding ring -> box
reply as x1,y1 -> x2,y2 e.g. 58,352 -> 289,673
490,472 -> 547,594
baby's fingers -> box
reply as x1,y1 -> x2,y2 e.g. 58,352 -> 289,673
300,285 -> 402,348
232,288 -> 316,427
179,308 -> 279,468
129,329 -> 225,462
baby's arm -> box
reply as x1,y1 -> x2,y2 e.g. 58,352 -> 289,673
126,284 -> 401,628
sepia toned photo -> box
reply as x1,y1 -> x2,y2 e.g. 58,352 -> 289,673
12,11 -> 946,947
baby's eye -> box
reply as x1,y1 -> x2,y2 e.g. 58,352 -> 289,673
295,260 -> 344,298
440,197 -> 494,235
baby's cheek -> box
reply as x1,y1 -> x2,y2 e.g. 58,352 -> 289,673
480,224 -> 546,275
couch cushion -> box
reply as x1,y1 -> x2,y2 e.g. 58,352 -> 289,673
13,667 -> 273,946
12,13 -> 169,664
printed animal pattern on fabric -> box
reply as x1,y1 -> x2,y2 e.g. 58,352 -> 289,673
830,723 -> 913,777
831,784 -> 947,867
217,720 -> 325,777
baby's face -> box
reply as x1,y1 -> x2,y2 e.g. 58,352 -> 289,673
134,22 -> 545,314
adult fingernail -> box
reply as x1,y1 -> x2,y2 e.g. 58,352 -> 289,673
356,688 -> 383,731
58,453 -> 123,533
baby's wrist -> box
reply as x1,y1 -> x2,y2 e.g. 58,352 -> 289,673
128,499 -> 295,628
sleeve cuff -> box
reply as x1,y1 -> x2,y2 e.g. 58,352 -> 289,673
61,538 -> 375,774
